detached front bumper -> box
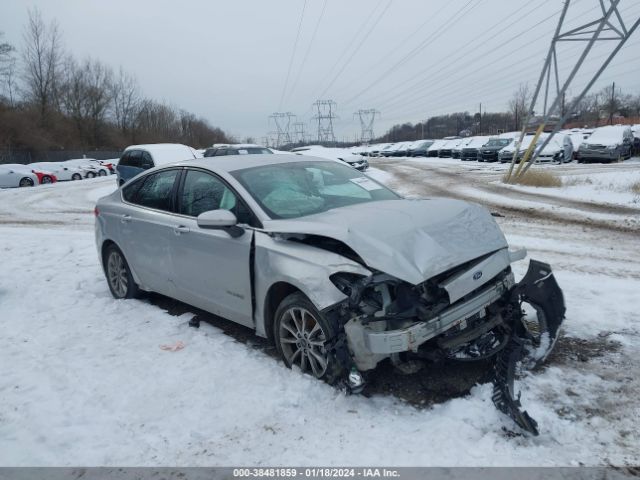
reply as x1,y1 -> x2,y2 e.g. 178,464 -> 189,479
363,273 -> 515,354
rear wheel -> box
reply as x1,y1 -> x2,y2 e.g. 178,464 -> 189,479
98,169 -> 107,177
274,292 -> 343,382
104,245 -> 140,299
72,173 -> 82,181
41,175 -> 53,184
19,177 -> 34,187
87,171 -> 97,178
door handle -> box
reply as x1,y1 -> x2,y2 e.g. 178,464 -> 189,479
121,214 -> 132,224
173,225 -> 190,235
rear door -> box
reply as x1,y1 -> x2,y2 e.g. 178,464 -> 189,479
119,168 -> 182,296
170,168 -> 254,327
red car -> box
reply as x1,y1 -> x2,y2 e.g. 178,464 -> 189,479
31,169 -> 58,184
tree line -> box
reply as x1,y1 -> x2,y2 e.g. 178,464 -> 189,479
378,83 -> 640,142
0,8 -> 231,156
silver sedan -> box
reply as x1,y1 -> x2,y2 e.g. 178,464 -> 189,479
95,154 -> 565,431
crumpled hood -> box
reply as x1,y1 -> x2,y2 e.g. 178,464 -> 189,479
261,199 -> 508,285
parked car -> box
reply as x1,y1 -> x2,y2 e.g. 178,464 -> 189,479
116,143 -> 197,186
408,140 -> 434,157
479,134 -> 517,162
437,137 -> 462,158
392,141 -> 413,157
0,165 -> 39,188
426,139 -> 448,157
29,162 -> 86,181
498,133 -> 549,164
291,145 -> 368,171
203,144 -> 273,157
461,136 -> 490,161
534,134 -> 574,164
577,125 -> 634,163
380,144 -> 398,157
63,158 -> 110,178
632,125 -> 640,155
1,163 -> 58,185
95,153 -> 565,434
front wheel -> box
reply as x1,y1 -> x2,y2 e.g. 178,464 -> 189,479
87,171 -> 97,178
98,169 -> 107,177
41,175 -> 53,184
72,173 -> 82,181
19,177 -> 35,187
104,245 -> 140,299
274,292 -> 343,382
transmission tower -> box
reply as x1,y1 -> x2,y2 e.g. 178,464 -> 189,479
268,112 -> 296,147
312,100 -> 338,144
354,109 -> 380,144
292,122 -> 309,144
507,0 -> 640,181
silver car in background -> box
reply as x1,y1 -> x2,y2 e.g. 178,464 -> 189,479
95,154 -> 565,435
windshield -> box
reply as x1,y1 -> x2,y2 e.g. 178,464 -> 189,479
486,138 -> 512,147
231,161 -> 400,219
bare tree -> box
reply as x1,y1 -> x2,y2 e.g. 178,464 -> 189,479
59,57 -> 112,146
0,32 -> 17,105
508,83 -> 531,131
21,7 -> 64,124
110,67 -> 140,138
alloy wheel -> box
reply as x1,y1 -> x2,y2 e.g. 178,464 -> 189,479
279,307 -> 328,378
107,250 -> 129,298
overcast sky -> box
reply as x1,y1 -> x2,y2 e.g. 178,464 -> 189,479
2,0 -> 639,142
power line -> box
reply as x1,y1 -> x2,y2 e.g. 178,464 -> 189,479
286,0 -> 328,106
316,0 -> 394,100
311,0 -> 387,101
373,2 -> 611,118
351,0 -> 551,112
278,0 -> 308,111
340,0 -> 483,108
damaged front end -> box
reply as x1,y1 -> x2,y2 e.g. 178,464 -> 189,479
323,251 -> 565,435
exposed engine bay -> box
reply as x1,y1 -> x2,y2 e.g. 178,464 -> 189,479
322,251 -> 565,436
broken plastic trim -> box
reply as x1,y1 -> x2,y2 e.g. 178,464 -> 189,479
491,259 -> 566,436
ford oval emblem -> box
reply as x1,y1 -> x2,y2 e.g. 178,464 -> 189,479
473,271 -> 483,281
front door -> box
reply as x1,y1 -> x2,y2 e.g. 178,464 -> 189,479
170,169 -> 254,327
119,168 -> 182,296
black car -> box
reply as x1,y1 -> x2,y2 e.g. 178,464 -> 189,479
479,138 -> 513,162
409,140 -> 434,157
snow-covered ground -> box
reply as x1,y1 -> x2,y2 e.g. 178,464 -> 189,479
1,162 -> 640,466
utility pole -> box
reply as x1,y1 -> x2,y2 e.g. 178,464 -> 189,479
312,100 -> 338,145
268,112 -> 296,148
353,108 -> 380,144
609,81 -> 615,125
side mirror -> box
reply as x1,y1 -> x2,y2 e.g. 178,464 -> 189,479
197,209 -> 244,237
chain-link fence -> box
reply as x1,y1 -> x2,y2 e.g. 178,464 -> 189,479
0,149 -> 122,165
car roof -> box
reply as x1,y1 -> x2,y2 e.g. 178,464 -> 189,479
169,153 -> 335,173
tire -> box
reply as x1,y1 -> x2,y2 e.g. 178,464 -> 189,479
273,292 -> 344,383
98,169 -> 107,177
19,177 -> 35,187
72,173 -> 82,181
41,175 -> 53,184
104,244 -> 140,299
87,171 -> 97,179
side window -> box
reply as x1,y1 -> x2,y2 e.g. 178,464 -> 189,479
179,170 -> 251,224
214,149 -> 227,156
119,152 -> 131,167
122,177 -> 145,203
134,170 -> 180,211
141,151 -> 154,169
128,150 -> 143,168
